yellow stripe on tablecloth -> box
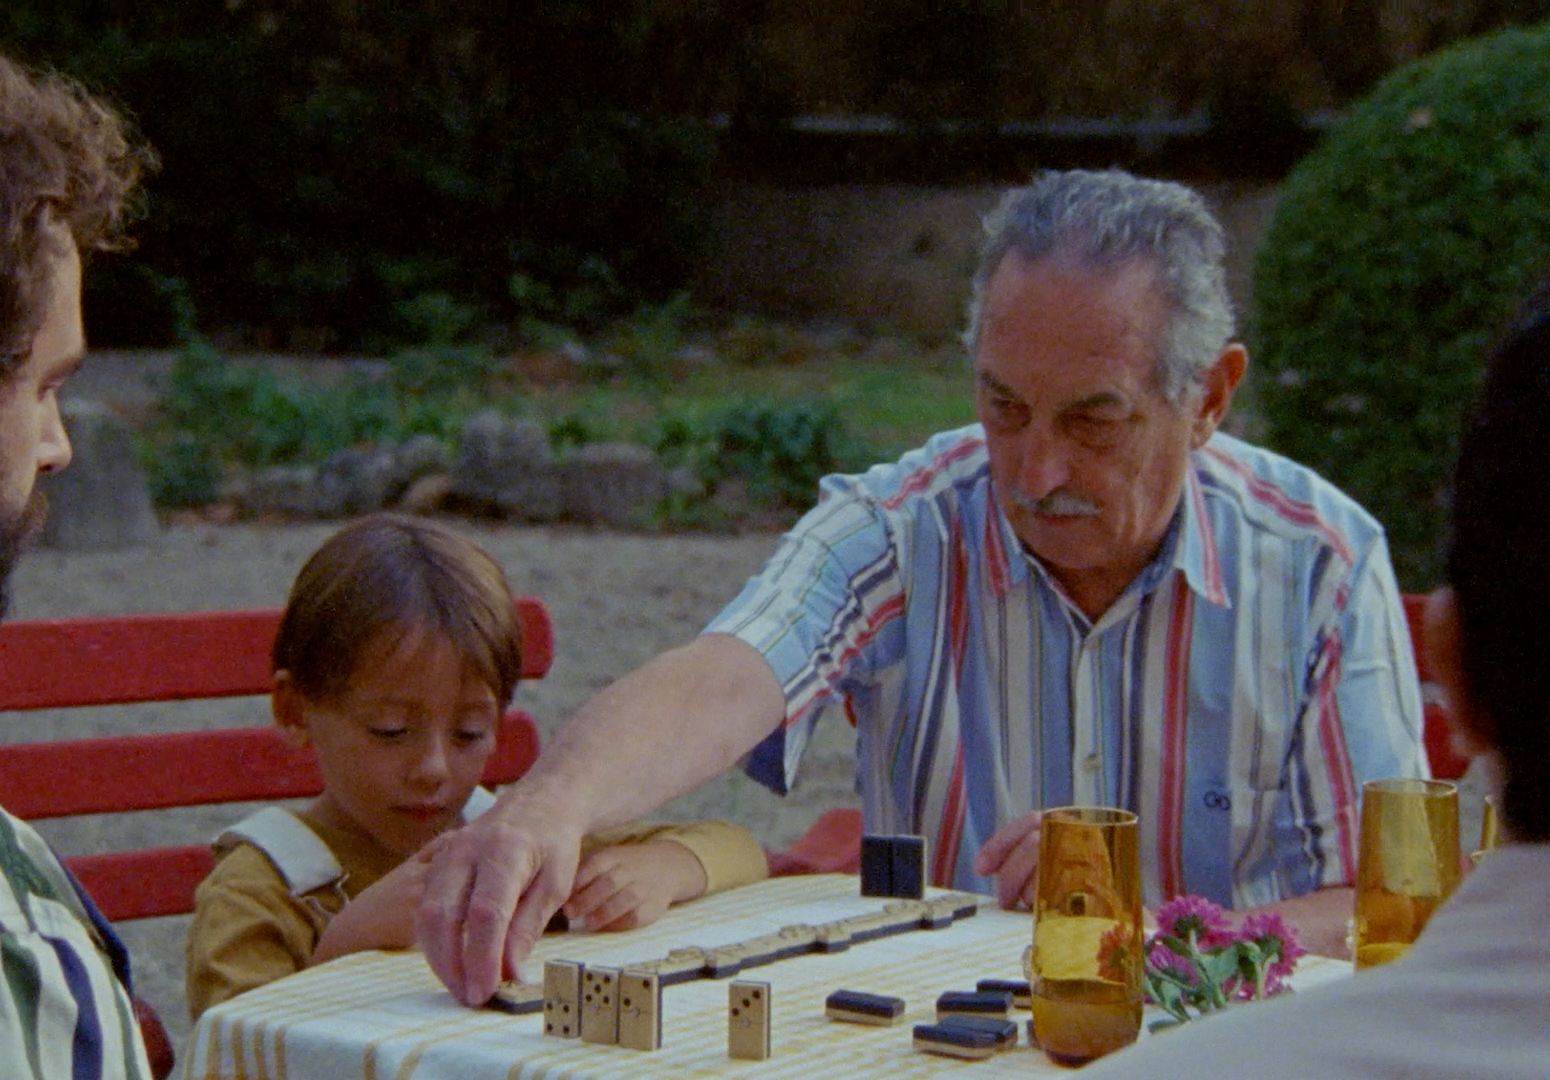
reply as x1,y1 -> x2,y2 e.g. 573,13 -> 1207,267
269,953 -> 408,1080
195,952 -> 421,1080
382,1012 -> 534,1080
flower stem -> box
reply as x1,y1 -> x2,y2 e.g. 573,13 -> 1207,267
1183,930 -> 1229,1011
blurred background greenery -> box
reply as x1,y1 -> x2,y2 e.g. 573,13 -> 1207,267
8,2 -> 1550,583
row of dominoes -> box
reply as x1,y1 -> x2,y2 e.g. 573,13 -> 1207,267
627,892 -> 979,983
826,979 -> 1034,1062
532,958 -> 774,1060
486,892 -> 980,1015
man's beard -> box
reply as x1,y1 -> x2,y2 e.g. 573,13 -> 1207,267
0,487 -> 47,621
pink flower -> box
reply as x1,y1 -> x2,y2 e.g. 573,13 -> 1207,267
1141,895 -> 1308,1020
1142,937 -> 1194,982
1238,912 -> 1306,975
1235,911 -> 1307,997
1154,894 -> 1235,949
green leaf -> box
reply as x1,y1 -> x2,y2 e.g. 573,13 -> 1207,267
1200,949 -> 1240,986
1147,979 -> 1190,1023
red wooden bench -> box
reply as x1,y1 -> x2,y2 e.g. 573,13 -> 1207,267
1401,592 -> 1470,783
0,597 -> 553,1076
769,592 -> 1469,878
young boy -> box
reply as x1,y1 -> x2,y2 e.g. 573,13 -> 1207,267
185,514 -> 768,1019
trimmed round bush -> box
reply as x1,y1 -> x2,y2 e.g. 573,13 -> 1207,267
1249,22 -> 1550,589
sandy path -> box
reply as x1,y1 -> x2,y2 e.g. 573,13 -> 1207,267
3,521 -> 859,1054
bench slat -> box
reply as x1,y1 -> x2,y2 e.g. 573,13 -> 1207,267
1,710 -> 538,820
1400,593 -> 1469,781
0,596 -> 554,710
42,710 -> 538,922
0,610 -> 279,709
69,846 -> 216,923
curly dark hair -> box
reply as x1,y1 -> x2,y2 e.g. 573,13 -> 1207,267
1,54 -> 154,381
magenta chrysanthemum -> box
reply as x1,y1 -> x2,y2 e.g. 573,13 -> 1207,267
1237,910 -> 1307,994
1145,939 -> 1192,975
1140,894 -> 1308,1021
1154,894 -> 1234,948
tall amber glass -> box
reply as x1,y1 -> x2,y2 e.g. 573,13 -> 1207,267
1352,778 -> 1460,969
1028,807 -> 1143,1066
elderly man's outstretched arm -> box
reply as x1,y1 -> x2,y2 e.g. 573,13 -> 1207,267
415,632 -> 787,1006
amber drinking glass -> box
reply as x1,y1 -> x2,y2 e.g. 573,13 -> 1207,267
1027,807 -> 1143,1066
1352,778 -> 1460,969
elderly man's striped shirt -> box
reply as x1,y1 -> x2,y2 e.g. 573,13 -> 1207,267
710,426 -> 1425,907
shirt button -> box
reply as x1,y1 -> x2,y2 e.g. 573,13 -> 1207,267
1082,753 -> 1101,774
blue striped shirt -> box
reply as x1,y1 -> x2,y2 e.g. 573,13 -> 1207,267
1,809 -> 151,1080
708,425 -> 1425,907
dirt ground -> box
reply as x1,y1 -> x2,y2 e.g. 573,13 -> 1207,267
3,521 -> 860,1056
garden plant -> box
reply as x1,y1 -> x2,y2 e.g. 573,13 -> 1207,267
1250,20 -> 1550,588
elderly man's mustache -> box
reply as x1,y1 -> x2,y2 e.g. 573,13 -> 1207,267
1008,489 -> 1101,517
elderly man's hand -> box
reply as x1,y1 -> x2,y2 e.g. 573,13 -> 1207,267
414,785 -> 585,1007
973,809 -> 1043,911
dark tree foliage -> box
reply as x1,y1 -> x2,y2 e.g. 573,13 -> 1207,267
3,2 -> 716,348
849,0 -> 1014,124
10,2 -> 1550,349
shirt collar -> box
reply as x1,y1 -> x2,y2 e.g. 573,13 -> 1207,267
1175,459 -> 1231,608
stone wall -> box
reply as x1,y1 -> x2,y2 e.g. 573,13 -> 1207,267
691,180 -> 1280,340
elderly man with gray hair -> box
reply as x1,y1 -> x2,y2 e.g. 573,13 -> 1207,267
418,168 -> 1426,1006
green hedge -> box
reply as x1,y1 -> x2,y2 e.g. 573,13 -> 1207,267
1249,21 -> 1550,589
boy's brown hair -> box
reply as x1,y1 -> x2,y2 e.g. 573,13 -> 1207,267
1,54 -> 153,379
273,513 -> 524,708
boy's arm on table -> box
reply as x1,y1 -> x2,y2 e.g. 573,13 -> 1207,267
310,856 -> 426,966
565,819 -> 771,931
417,633 -> 788,1004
